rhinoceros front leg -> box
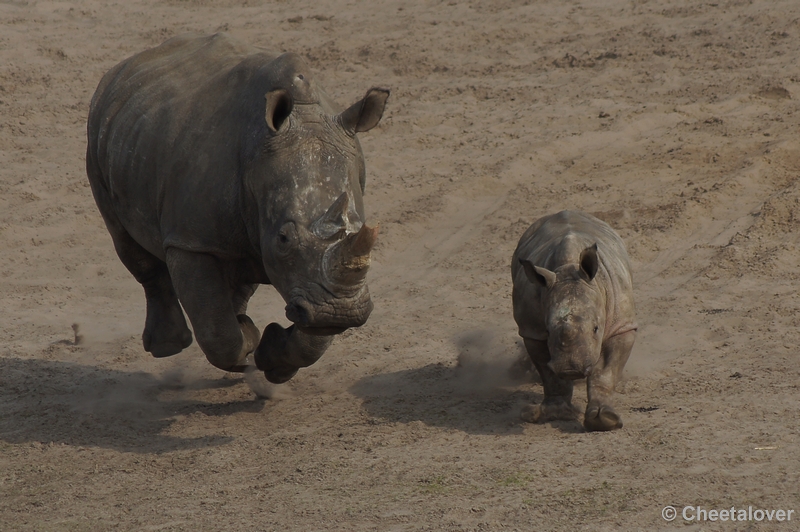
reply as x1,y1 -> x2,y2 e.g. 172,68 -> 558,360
253,323 -> 334,384
520,338 -> 580,424
584,330 -> 635,432
166,249 -> 260,372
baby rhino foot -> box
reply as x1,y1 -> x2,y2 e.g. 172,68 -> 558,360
521,401 -> 580,423
583,404 -> 623,432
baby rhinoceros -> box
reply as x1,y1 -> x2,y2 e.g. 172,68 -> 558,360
512,210 -> 637,431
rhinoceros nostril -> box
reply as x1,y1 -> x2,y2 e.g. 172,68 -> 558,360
285,300 -> 314,327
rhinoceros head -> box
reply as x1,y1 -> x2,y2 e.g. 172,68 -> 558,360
519,244 -> 605,380
247,59 -> 388,335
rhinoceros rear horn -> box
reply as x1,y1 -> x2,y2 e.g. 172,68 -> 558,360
265,89 -> 293,133
312,191 -> 350,239
338,87 -> 390,134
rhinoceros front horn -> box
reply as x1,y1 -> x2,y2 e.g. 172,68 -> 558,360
327,223 -> 379,286
349,223 -> 379,257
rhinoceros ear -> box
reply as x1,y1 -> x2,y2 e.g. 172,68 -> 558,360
338,87 -> 390,134
520,259 -> 557,288
265,89 -> 293,133
580,244 -> 599,281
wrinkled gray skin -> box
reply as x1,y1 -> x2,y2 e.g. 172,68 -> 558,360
86,33 -> 389,384
512,211 -> 637,431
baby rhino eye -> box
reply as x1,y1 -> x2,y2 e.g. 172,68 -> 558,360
593,326 -> 599,334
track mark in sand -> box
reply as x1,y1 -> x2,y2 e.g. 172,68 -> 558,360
707,211 -> 761,247
375,194 -> 507,289
634,156 -> 789,292
635,213 -> 760,289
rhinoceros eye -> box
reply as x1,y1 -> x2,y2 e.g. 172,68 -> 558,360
276,222 -> 298,255
593,326 -> 599,334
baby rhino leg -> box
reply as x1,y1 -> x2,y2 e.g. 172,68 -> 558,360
521,339 -> 580,423
584,330 -> 635,431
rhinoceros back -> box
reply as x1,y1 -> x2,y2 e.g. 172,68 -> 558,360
512,210 -> 637,341
87,33 -> 326,260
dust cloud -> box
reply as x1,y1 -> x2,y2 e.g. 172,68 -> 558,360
451,329 -> 534,393
244,365 -> 293,400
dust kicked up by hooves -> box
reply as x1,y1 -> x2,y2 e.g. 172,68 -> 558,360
244,364 -> 293,400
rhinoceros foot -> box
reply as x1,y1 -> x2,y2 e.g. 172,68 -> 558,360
253,322 -> 334,384
264,366 -> 299,384
143,303 -> 193,358
237,314 -> 261,356
253,322 -> 299,384
583,403 -> 623,432
218,314 -> 263,373
521,400 -> 580,423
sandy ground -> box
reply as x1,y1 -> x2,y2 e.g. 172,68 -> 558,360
1,0 -> 799,530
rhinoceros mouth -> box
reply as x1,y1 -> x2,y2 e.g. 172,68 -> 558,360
555,369 -> 589,381
297,325 -> 349,336
284,286 -> 373,333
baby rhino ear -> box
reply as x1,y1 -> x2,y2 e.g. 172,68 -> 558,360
580,243 -> 599,281
338,87 -> 390,133
519,259 -> 557,288
265,89 -> 293,133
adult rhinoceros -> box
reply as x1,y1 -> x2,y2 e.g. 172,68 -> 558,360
86,33 -> 389,384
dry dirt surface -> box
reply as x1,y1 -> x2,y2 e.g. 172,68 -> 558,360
1,0 -> 799,530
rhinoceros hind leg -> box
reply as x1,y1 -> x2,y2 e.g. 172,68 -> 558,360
104,223 -> 192,357
87,173 -> 193,358
138,262 -> 194,358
